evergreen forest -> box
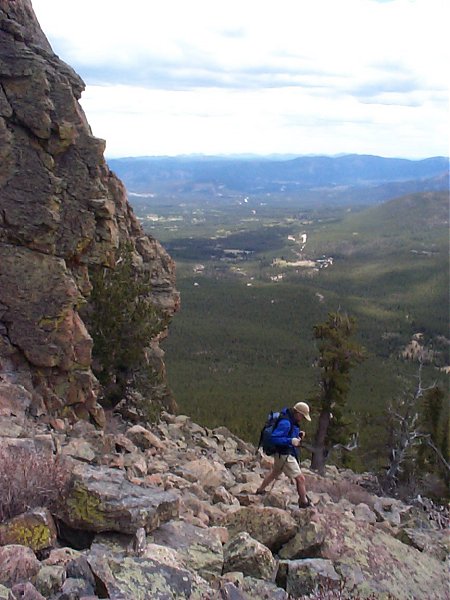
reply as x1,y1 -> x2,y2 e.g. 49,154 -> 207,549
125,181 -> 448,495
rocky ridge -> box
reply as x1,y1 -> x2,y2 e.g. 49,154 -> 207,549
0,411 -> 448,599
0,0 -> 179,426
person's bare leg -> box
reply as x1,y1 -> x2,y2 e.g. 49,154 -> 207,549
295,473 -> 308,505
256,468 -> 278,493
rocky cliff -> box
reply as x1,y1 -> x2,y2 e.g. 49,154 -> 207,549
0,0 -> 179,426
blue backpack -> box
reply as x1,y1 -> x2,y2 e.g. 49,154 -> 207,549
257,410 -> 293,455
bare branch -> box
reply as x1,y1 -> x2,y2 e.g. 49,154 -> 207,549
419,434 -> 450,475
384,362 -> 445,494
332,432 -> 359,452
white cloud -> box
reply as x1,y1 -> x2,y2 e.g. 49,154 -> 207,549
31,0 -> 449,157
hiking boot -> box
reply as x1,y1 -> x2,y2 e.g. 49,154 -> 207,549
298,496 -> 312,509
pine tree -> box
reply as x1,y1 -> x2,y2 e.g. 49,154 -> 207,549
86,244 -> 167,407
418,385 -> 449,490
310,311 -> 366,473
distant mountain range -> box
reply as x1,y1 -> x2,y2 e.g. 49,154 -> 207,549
108,154 -> 449,203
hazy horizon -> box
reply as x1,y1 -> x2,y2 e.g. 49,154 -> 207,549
32,0 -> 449,159
107,152 -> 448,160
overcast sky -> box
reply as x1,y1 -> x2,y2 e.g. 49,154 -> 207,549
31,0 -> 448,159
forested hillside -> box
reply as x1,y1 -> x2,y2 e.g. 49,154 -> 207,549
149,191 -> 449,479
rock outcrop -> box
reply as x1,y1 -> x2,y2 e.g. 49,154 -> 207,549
0,0 -> 179,425
0,412 -> 448,599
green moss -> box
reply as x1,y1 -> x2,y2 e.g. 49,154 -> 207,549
10,522 -> 52,551
38,306 -> 71,331
66,484 -> 106,527
74,237 -> 92,257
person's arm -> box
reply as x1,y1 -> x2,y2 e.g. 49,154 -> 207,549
270,419 -> 299,448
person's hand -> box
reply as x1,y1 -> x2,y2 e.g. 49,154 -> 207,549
291,437 -> 301,447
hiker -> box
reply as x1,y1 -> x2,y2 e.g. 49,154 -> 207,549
256,401 -> 312,508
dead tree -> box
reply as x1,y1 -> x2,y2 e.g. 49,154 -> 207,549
303,432 -> 359,465
383,362 -> 447,493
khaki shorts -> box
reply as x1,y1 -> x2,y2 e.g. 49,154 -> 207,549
272,454 -> 302,479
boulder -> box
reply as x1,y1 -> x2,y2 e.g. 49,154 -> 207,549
43,547 -> 81,567
396,527 -> 449,562
353,502 -> 377,524
0,417 -> 23,438
62,464 -> 179,534
319,508 -> 448,599
150,521 -> 224,580
142,543 -> 185,569
125,425 -> 164,451
34,565 -> 66,598
123,452 -> 148,478
278,558 -> 340,597
66,556 -> 97,589
223,532 -> 277,581
59,576 -> 96,599
61,438 -> 96,463
278,519 -> 325,560
239,576 -> 289,599
222,506 -> 297,551
87,553 -> 214,599
0,545 -> 40,586
181,457 -> 235,489
10,582 -> 46,600
0,507 -> 57,552
373,497 -> 403,526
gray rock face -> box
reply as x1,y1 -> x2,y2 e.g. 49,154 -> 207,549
87,553 -> 214,600
10,582 -> 45,600
279,558 -> 340,597
223,532 -> 277,581
222,506 -> 298,551
0,545 -> 40,586
0,0 -> 179,424
278,519 -> 325,560
150,520 -> 224,581
34,565 -> 66,598
396,527 -> 449,562
62,464 -> 180,534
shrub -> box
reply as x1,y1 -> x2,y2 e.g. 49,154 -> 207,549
0,445 -> 71,522
85,243 -> 167,407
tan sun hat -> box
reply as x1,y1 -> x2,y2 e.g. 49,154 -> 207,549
293,401 -> 311,421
